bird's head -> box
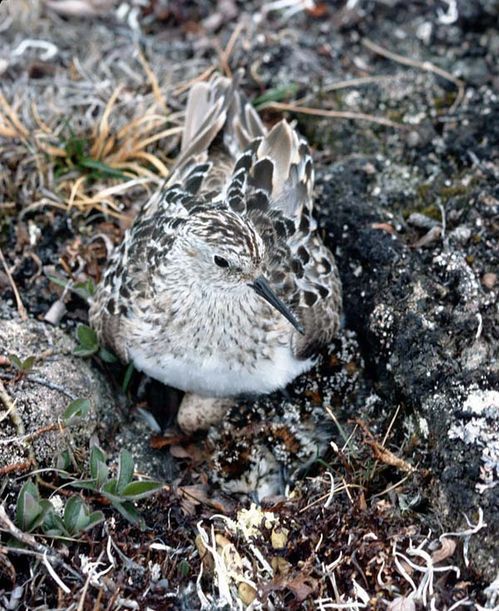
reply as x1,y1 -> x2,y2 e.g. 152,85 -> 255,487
174,208 -> 303,333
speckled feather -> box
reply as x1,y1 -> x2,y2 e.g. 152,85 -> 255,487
89,73 -> 342,399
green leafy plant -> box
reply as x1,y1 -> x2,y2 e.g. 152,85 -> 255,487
122,362 -> 135,393
47,274 -> 96,302
63,398 -> 91,423
15,481 -> 53,532
55,131 -> 128,181
8,354 -> 36,373
15,446 -> 161,538
15,481 -> 104,537
73,446 -> 163,528
253,83 -> 299,109
73,278 -> 96,300
74,324 -> 100,357
73,323 -> 118,363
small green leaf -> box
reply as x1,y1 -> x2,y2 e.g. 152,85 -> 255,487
74,325 -> 99,357
64,496 -> 89,534
120,480 -> 163,500
74,346 -> 99,358
71,479 -> 98,492
8,354 -> 23,371
116,449 -> 135,494
178,559 -> 190,577
101,479 -> 119,501
73,278 -> 96,300
113,501 -> 145,528
122,362 -> 135,393
56,449 -> 72,471
46,274 -> 70,291
46,274 -> 95,303
98,347 -> 118,363
90,445 -> 108,485
21,356 -> 36,371
84,511 -> 105,531
79,158 -> 128,179
253,83 -> 299,108
64,134 -> 87,161
76,324 -> 98,348
63,398 -> 91,422
42,510 -> 66,537
16,481 -> 41,530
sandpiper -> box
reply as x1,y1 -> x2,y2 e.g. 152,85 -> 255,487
89,73 -> 342,432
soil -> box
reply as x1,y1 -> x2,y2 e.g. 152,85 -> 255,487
0,0 -> 498,608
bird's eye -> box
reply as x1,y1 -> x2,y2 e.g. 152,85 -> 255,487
214,255 -> 229,268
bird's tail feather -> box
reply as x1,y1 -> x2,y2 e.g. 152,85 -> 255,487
171,71 -> 314,221
176,71 -> 265,173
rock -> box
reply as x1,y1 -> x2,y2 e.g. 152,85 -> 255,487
318,158 -> 498,582
0,307 -> 116,478
455,57 -> 490,87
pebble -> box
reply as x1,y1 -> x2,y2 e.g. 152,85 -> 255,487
482,272 -> 497,289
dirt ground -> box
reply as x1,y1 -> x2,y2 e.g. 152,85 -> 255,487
0,0 -> 498,608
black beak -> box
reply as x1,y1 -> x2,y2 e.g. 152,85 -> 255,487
249,276 -> 304,335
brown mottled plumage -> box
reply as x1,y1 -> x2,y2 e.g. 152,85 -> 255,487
89,73 -> 342,432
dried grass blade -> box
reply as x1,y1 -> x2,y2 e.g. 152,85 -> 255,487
138,51 -> 167,112
90,85 -> 123,159
0,92 -> 29,139
129,151 -> 170,176
260,102 -> 406,129
134,126 -> 183,151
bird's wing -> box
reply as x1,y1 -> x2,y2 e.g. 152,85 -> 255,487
89,210 -> 181,361
290,233 -> 342,357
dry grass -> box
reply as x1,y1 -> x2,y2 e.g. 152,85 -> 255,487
1,79 -> 184,219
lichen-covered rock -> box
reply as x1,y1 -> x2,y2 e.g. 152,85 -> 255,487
317,152 -> 498,582
0,307 -> 116,475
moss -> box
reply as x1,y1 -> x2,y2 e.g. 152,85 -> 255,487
433,92 -> 458,112
387,109 -> 404,122
420,204 -> 442,220
416,183 -> 433,203
439,184 -> 469,200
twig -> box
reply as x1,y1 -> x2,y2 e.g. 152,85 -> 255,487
362,38 -> 465,111
219,21 -> 246,77
0,459 -> 35,476
174,66 -> 217,96
24,375 -> 77,400
0,378 -> 25,435
381,404 -> 401,447
370,473 -> 412,500
258,102 -> 406,129
298,481 -> 359,513
0,422 -> 63,446
0,373 -> 77,400
137,50 -> 167,112
43,552 -> 71,594
0,247 -> 28,321
296,74 -> 411,106
354,418 -> 416,474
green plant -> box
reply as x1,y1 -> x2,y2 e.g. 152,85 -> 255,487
47,274 -> 96,302
8,354 -> 36,373
253,83 -> 299,109
73,323 -> 118,363
73,446 -> 163,528
55,131 -> 128,181
63,398 -> 91,422
74,324 -> 99,357
15,481 -> 104,537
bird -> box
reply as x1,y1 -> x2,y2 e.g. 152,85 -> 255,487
89,72 -> 342,433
